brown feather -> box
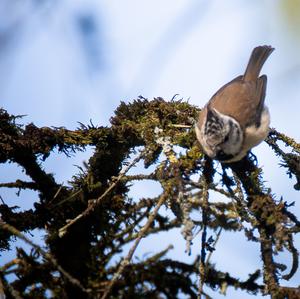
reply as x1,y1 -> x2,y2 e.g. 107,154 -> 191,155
200,46 -> 273,129
243,46 -> 274,81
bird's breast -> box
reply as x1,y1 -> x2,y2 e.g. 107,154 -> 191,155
243,106 -> 270,151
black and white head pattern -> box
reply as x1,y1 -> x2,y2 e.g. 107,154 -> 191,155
202,108 -> 243,161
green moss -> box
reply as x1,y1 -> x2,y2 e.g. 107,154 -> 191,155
1,98 -> 299,299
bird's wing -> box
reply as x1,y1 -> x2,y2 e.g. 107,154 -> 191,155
208,76 -> 267,128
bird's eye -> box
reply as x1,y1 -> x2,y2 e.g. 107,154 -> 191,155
224,135 -> 229,142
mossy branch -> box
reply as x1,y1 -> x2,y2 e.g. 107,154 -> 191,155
0,98 -> 299,298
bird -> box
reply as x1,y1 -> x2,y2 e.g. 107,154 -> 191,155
195,45 -> 274,163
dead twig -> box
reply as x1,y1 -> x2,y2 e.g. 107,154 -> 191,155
0,221 -> 89,295
198,177 -> 209,299
59,149 -> 146,237
100,191 -> 168,299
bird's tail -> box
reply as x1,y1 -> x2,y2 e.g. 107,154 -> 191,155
243,45 -> 274,81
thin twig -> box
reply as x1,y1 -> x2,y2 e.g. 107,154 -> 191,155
53,189 -> 82,207
0,180 -> 37,190
198,177 -> 209,299
122,173 -> 156,182
205,228 -> 222,266
282,234 -> 299,281
186,180 -> 239,201
230,174 -> 246,224
0,259 -> 22,272
59,149 -> 146,237
0,276 -> 6,299
113,206 -> 152,240
0,274 -> 22,299
268,128 -> 300,154
100,191 -> 168,299
0,221 -> 89,295
168,124 -> 192,128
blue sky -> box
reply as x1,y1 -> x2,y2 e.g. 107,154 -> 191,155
0,1 -> 300,298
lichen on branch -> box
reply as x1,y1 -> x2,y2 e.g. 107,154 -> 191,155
0,98 -> 299,299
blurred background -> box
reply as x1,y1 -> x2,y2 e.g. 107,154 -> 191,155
1,0 -> 300,298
